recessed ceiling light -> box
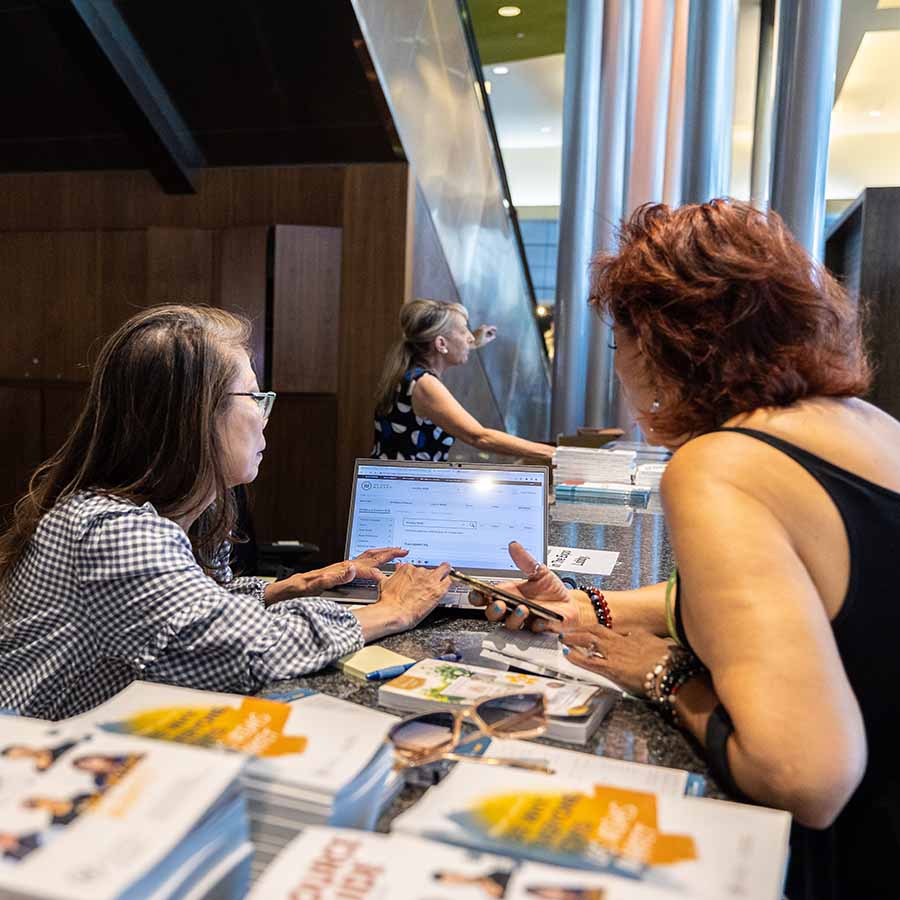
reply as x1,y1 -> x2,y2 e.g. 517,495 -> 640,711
492,65 -> 510,75
869,109 -> 882,117
516,32 -> 525,38
540,126 -> 551,133
498,6 -> 522,17
536,305 -> 549,317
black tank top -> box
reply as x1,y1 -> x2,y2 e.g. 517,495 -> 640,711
674,426 -> 900,900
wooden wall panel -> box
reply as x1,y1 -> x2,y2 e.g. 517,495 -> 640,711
98,230 -> 149,340
0,386 -> 42,526
272,225 -> 342,393
43,232 -> 102,381
216,227 -> 270,383
0,167 -> 346,232
335,164 -> 412,545
146,228 -> 216,305
0,232 -> 100,382
248,394 -> 339,560
42,385 -> 88,459
0,233 -> 50,380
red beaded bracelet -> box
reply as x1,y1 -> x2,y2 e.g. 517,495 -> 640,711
583,585 -> 612,629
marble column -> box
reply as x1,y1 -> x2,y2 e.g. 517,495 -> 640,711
750,0 -> 777,209
551,0 -> 604,436
663,0 -> 690,208
681,0 -> 740,203
769,0 -> 842,258
584,0 -> 634,429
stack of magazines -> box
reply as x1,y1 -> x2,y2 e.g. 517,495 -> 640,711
636,462 -> 668,490
377,658 -> 616,744
391,759 -> 792,899
67,682 -> 399,883
553,446 -> 637,484
0,714 -> 250,899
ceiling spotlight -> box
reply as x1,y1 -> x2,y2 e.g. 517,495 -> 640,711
536,305 -> 549,317
869,109 -> 882,117
492,65 -> 510,75
516,32 -> 525,38
498,5 -> 522,16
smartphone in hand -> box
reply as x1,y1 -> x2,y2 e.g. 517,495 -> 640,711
449,569 -> 564,622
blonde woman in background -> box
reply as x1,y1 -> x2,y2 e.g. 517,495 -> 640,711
372,298 -> 553,461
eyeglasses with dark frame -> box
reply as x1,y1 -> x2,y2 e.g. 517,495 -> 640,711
229,391 -> 277,419
386,691 -> 554,774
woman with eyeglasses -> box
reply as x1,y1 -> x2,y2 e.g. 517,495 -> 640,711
0,305 -> 450,720
372,298 -> 553,462
474,202 -> 900,900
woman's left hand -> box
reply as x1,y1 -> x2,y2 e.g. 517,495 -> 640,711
284,547 -> 409,598
473,324 -> 498,347
561,628 -> 674,697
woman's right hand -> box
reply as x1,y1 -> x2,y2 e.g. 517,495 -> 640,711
375,562 -> 452,630
467,541 -> 596,632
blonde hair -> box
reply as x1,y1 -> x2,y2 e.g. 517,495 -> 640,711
374,299 -> 468,416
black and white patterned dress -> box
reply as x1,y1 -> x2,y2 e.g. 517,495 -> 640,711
372,366 -> 455,461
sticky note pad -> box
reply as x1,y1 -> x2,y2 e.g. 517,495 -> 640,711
339,646 -> 415,681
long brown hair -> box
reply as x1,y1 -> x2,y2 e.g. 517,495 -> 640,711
590,200 -> 871,441
0,304 -> 252,583
374,298 -> 468,415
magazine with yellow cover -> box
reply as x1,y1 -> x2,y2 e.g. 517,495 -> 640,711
391,762 -> 791,899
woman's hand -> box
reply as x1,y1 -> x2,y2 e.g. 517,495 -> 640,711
561,628 -> 674,697
351,546 -> 409,581
467,541 -> 596,632
473,324 -> 498,347
280,547 -> 408,598
374,562 -> 452,630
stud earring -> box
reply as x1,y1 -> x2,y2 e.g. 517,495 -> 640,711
648,397 -> 660,433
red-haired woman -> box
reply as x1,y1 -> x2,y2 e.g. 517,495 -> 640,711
476,201 -> 899,899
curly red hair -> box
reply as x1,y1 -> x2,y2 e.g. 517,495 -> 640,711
589,200 -> 871,440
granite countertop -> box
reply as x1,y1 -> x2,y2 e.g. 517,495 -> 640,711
259,495 -> 723,825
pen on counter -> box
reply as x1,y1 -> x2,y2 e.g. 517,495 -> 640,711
366,653 -> 461,681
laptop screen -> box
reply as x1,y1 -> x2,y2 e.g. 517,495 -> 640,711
347,462 -> 548,576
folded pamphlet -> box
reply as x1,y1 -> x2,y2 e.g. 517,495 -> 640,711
480,631 -> 625,694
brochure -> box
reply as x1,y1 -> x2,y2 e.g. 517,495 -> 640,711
391,762 -> 791,899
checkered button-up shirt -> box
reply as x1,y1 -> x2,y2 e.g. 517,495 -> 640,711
0,492 -> 363,719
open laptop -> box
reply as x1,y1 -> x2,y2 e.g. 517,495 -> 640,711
322,459 -> 550,608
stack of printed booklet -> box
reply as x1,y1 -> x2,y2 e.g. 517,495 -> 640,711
1,673 -> 793,899
0,710 -> 250,899
377,658 -> 618,744
0,683 -> 400,896
250,738 -> 791,899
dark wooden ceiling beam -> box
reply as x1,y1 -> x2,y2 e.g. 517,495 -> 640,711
65,0 -> 204,193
